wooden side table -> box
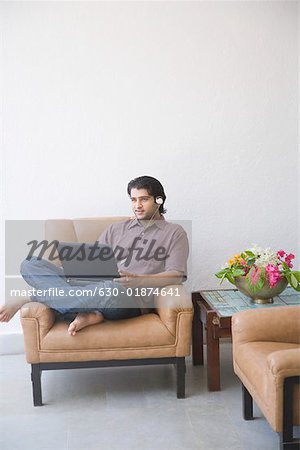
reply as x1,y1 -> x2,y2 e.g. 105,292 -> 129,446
192,288 -> 300,391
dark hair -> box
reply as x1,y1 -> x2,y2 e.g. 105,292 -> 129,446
127,175 -> 167,214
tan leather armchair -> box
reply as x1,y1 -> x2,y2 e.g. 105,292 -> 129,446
20,217 -> 193,406
232,306 -> 300,450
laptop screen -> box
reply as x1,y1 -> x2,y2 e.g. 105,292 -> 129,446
57,242 -> 120,279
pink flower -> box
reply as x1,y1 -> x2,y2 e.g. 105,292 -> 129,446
277,250 -> 286,258
266,264 -> 281,288
284,253 -> 295,268
285,253 -> 295,260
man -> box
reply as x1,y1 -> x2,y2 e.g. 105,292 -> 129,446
0,176 -> 189,335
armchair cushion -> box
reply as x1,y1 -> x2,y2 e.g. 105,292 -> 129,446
40,313 -> 175,351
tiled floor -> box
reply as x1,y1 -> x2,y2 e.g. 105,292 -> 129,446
0,343 -> 294,450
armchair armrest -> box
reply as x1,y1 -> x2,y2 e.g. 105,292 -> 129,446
20,302 -> 56,363
267,348 -> 300,378
232,306 -> 300,346
155,285 -> 193,330
154,285 -> 193,356
21,302 -> 56,333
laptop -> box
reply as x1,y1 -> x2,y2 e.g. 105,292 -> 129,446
57,242 -> 120,285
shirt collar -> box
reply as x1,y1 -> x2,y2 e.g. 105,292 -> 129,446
127,216 -> 166,230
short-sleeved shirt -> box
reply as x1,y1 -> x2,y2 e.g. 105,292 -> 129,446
98,216 -> 189,278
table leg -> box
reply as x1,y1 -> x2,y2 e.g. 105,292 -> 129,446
192,294 -> 203,365
206,311 -> 220,391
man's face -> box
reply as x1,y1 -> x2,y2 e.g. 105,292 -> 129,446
130,188 -> 160,220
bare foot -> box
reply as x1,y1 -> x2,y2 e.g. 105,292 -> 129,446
68,311 -> 104,336
0,299 -> 31,322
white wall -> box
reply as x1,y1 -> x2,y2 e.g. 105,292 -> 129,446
1,1 -> 299,338
298,0 -> 300,270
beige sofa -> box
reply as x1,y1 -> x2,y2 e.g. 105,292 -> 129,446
20,217 -> 193,406
232,306 -> 300,450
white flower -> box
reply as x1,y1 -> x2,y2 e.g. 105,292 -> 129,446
249,244 -> 263,257
254,247 -> 280,268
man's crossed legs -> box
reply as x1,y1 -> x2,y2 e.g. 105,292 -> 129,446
0,257 -> 140,335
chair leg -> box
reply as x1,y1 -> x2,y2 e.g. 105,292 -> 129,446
242,384 -> 253,420
176,357 -> 185,399
31,364 -> 42,406
279,436 -> 300,450
279,376 -> 300,450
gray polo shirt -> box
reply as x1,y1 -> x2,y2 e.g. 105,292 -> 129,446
98,217 -> 189,278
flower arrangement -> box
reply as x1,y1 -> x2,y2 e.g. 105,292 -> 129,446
215,245 -> 300,293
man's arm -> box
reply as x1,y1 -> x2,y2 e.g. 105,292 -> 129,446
115,270 -> 184,288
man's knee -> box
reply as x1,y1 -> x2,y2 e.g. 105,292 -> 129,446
20,258 -> 34,276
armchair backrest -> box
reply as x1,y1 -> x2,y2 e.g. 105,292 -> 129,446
45,217 -> 130,242
44,217 -> 130,263
232,306 -> 300,345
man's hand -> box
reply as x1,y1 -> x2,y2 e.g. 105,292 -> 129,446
114,270 -> 184,288
114,271 -> 142,288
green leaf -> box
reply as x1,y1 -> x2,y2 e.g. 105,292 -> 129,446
215,272 -> 224,279
247,258 -> 256,266
246,267 -> 265,293
232,269 -> 245,277
226,273 -> 236,285
291,271 -> 300,281
246,275 -> 256,293
245,251 -> 255,257
290,273 -> 298,289
215,268 -> 230,278
284,270 -> 300,291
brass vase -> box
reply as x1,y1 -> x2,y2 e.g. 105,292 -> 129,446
234,276 -> 288,304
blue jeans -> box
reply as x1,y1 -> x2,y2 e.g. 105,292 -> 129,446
20,257 -> 141,321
